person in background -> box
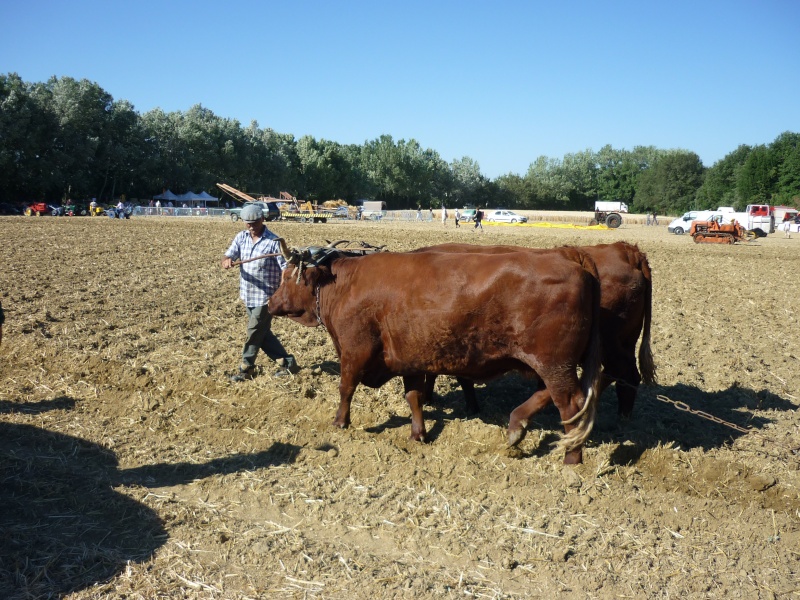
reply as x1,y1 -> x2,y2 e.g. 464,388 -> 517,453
221,204 -> 299,381
474,207 -> 484,232
441,205 -> 448,226
454,208 -> 461,228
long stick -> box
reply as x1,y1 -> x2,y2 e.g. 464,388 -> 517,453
231,252 -> 281,266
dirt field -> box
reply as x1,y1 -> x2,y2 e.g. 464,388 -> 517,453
1,215 -> 798,599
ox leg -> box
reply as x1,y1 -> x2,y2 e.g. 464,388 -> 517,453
605,353 -> 640,418
510,377 -> 587,464
456,377 -> 481,415
423,374 -> 436,406
508,389 -> 553,447
403,375 -> 427,442
616,359 -> 641,419
552,385 -> 589,465
333,378 -> 359,429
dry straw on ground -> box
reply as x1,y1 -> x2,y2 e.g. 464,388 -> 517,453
1,215 -> 798,599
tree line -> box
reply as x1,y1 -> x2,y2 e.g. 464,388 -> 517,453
2,73 -> 798,214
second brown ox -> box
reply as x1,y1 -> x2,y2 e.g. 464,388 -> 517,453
268,243 -> 603,463
416,241 -> 656,418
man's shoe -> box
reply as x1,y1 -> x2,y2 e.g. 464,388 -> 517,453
274,356 -> 299,377
229,366 -> 254,382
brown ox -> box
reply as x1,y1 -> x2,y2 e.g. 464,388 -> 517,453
416,242 -> 655,417
268,245 -> 603,463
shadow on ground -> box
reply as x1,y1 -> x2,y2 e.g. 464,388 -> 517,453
0,399 -> 301,599
365,374 -> 796,461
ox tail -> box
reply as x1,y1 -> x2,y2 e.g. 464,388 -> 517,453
557,260 -> 603,455
637,250 -> 657,385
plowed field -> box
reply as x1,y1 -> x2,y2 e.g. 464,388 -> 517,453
1,216 -> 798,599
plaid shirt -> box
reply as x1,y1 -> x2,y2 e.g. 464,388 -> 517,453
225,229 -> 288,307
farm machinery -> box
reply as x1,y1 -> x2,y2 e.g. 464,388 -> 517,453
279,192 -> 334,223
590,200 -> 627,228
24,202 -> 54,216
689,216 -> 756,244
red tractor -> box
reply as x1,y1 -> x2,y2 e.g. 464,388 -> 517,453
23,202 -> 53,217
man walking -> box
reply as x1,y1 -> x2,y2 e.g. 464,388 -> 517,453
474,207 -> 484,232
221,204 -> 299,381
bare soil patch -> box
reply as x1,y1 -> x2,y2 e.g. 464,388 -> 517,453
1,216 -> 798,599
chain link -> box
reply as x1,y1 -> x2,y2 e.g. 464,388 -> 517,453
654,394 -> 752,433
653,393 -> 799,456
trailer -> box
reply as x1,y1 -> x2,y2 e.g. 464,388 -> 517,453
718,205 -> 775,235
279,192 -> 334,223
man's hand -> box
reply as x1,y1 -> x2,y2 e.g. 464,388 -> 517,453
221,257 -> 234,270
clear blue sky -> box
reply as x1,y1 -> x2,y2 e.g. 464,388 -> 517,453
2,0 -> 798,179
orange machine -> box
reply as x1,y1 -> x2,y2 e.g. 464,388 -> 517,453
689,216 -> 755,244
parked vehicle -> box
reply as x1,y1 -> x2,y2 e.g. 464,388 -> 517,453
0,203 -> 22,215
460,207 -> 477,223
23,202 -> 54,216
592,200 -> 627,228
105,205 -> 133,219
229,201 -> 281,222
359,200 -> 386,220
718,205 -> 775,235
667,210 -> 715,235
485,209 -> 528,223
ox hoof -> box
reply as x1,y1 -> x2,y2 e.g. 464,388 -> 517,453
563,449 -> 583,465
409,432 -> 427,443
507,427 -> 527,448
332,419 -> 350,429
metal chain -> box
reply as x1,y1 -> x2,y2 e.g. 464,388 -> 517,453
602,372 -> 798,456
653,393 -> 799,456
654,394 -> 752,433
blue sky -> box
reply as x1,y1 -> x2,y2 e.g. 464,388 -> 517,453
2,0 -> 798,179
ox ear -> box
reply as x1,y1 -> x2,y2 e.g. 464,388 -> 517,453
291,263 -> 326,288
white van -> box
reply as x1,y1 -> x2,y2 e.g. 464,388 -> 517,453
667,210 -> 713,235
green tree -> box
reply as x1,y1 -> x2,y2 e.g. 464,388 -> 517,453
0,73 -> 59,200
737,145 -> 777,205
634,151 -> 705,214
694,144 -> 752,210
772,132 -> 800,205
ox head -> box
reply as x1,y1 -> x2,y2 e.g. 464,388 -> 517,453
267,238 -> 327,327
269,238 -> 387,327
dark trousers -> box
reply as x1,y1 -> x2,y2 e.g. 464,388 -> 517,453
241,305 -> 291,369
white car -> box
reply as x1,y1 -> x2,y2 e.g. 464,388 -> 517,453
667,210 -> 714,235
485,209 -> 528,224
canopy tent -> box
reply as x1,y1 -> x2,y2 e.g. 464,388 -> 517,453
153,189 -> 179,202
152,190 -> 220,207
176,191 -> 219,207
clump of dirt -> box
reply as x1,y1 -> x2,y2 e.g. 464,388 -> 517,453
1,216 -> 798,598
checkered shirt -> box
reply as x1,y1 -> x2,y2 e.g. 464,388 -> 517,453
225,229 -> 288,307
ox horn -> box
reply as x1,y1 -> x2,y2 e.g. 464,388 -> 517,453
325,239 -> 351,248
277,237 -> 301,263
277,237 -> 291,258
